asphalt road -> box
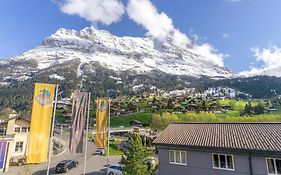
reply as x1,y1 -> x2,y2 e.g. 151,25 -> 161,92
4,132 -> 121,175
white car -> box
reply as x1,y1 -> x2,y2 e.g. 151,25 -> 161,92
95,147 -> 105,155
107,164 -> 123,175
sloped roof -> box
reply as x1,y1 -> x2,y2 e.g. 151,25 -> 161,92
0,115 -> 30,125
153,123 -> 281,155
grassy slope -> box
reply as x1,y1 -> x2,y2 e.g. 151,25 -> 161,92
176,112 -> 281,123
219,99 -> 258,111
107,140 -> 123,156
110,100 -> 281,127
110,111 -> 281,127
110,112 -> 152,127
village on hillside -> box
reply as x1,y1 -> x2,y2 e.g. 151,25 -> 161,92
1,84 -> 281,174
1,0 -> 281,174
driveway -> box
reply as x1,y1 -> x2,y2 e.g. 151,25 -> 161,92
4,132 -> 121,175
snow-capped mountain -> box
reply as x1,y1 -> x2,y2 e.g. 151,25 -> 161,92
0,27 -> 231,85
2,27 -> 281,111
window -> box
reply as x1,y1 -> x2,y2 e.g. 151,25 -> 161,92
212,154 -> 234,170
15,142 -> 24,152
21,127 -> 28,132
0,128 -> 6,135
14,127 -> 20,133
267,158 -> 281,174
169,150 -> 187,165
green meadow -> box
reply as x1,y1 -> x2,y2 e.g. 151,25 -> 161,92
110,99 -> 281,129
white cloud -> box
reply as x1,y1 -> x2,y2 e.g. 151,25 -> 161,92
127,0 -> 227,67
173,29 -> 191,47
193,44 -> 227,67
222,33 -> 230,38
252,46 -> 281,67
127,0 -> 191,47
227,0 -> 240,2
56,0 -> 227,67
59,0 -> 125,25
239,46 -> 281,77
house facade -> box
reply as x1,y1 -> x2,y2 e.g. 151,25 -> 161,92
153,123 -> 281,175
0,113 -> 30,172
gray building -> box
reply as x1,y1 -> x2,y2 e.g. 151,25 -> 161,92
153,123 -> 281,175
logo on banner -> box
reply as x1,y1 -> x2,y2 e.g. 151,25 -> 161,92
98,101 -> 107,112
36,89 -> 52,106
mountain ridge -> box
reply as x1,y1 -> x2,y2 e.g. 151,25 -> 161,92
0,27 -> 232,86
0,27 -> 281,110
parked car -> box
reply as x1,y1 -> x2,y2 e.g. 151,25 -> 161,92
107,164 -> 123,175
95,147 -> 105,155
55,160 -> 78,173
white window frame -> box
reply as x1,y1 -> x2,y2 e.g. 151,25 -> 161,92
266,158 -> 281,175
169,150 -> 187,165
212,153 -> 235,171
14,141 -> 24,152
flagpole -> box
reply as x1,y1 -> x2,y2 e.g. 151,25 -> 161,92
47,84 -> 59,175
107,99 -> 111,171
83,93 -> 91,175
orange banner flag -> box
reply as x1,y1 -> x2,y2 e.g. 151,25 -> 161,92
95,98 -> 109,148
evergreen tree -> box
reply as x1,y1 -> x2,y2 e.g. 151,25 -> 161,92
195,101 -> 201,113
216,100 -> 222,110
152,96 -> 157,105
202,100 -> 210,112
166,98 -> 174,109
254,100 -> 265,115
122,133 -> 152,175
243,102 -> 253,115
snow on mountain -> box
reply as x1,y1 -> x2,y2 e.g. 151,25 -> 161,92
0,27 -> 232,85
49,74 -> 66,80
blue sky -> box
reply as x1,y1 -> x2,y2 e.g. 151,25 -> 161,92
1,0 -> 281,73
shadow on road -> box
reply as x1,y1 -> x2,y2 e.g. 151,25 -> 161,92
32,168 -> 56,175
79,171 -> 105,175
32,168 -> 107,175
79,168 -> 106,175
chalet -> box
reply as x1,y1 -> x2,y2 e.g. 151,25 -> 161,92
111,107 -> 121,116
139,131 -> 159,147
209,103 -> 220,112
153,123 -> 281,175
0,112 -> 30,172
267,107 -> 278,113
56,98 -> 71,109
185,104 -> 197,112
129,120 -> 144,127
222,105 -> 232,111
173,106 -> 185,113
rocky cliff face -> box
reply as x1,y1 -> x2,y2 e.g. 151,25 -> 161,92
0,27 -> 231,87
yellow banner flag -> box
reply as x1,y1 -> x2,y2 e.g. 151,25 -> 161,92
27,83 -> 56,163
95,98 -> 109,148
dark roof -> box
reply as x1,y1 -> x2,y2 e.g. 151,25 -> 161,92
130,120 -> 143,124
153,123 -> 281,155
0,115 -> 30,125
18,115 -> 30,122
